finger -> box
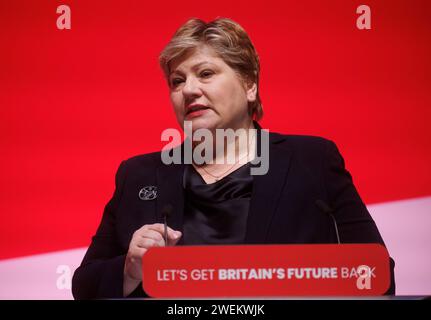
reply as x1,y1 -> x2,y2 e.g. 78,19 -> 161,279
131,236 -> 152,249
146,224 -> 182,242
135,237 -> 164,249
146,223 -> 175,234
167,230 -> 182,246
136,229 -> 164,242
134,223 -> 167,237
134,223 -> 164,235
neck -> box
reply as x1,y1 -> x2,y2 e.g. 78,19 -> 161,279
192,121 -> 256,167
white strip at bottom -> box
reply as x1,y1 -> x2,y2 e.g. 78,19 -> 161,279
0,196 -> 430,299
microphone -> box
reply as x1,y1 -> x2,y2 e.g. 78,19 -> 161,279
315,199 -> 340,244
161,204 -> 173,246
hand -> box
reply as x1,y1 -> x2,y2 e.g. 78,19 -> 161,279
123,223 -> 182,294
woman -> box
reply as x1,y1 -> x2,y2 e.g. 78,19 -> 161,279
72,18 -> 395,299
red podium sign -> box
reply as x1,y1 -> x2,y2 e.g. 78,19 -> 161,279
142,244 -> 390,297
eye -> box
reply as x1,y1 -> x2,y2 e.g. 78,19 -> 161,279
200,69 -> 214,78
170,77 -> 184,88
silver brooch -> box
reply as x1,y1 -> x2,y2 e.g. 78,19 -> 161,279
138,186 -> 157,201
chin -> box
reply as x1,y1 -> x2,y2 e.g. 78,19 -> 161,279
186,117 -> 219,133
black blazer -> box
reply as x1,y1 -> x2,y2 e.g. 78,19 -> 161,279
72,130 -> 395,299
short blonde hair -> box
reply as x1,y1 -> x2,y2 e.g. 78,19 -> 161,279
159,18 -> 263,121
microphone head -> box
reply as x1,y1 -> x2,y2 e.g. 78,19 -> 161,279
161,204 -> 173,218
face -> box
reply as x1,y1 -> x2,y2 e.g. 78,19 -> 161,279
168,45 -> 257,134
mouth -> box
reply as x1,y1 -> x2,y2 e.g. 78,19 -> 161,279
185,104 -> 211,118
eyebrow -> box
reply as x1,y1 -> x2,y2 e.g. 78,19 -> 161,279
170,61 -> 216,77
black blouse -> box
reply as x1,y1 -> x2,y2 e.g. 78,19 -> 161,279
182,163 -> 253,245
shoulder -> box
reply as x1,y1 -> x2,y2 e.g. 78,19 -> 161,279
113,151 -> 163,183
122,151 -> 162,169
269,131 -> 337,155
267,131 -> 344,173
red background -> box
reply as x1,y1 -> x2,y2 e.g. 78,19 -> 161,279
1,0 -> 430,259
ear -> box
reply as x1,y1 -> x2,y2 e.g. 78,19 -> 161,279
246,82 -> 257,103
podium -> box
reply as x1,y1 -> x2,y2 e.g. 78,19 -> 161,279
142,244 -> 391,298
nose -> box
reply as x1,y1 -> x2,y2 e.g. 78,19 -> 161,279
182,76 -> 202,100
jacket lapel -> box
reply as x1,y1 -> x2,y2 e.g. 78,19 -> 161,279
245,131 -> 293,244
156,159 -> 185,243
